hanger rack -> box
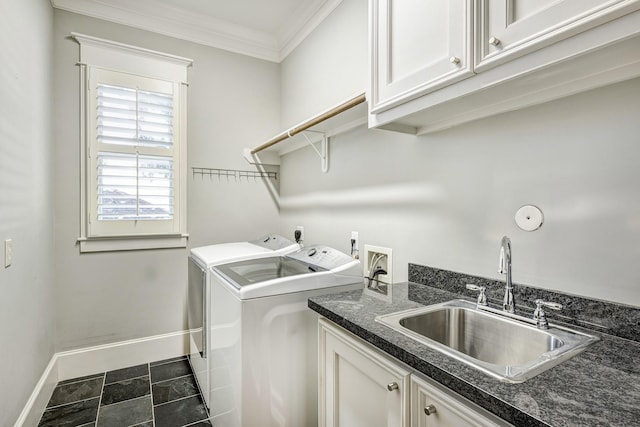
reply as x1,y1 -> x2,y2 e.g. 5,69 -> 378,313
244,92 -> 367,173
251,93 -> 366,155
192,167 -> 278,181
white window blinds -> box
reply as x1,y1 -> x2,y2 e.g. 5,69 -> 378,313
97,152 -> 174,221
95,83 -> 175,221
97,84 -> 174,149
86,66 -> 184,239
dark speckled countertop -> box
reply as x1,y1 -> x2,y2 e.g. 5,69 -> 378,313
308,275 -> 640,427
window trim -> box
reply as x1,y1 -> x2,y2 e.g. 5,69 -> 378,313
73,33 -> 192,252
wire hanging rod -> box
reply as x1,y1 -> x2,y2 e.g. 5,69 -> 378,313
192,167 -> 277,181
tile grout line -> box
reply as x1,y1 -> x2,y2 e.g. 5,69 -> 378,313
44,395 -> 101,411
149,356 -> 187,368
94,372 -> 108,425
157,390 -> 201,407
152,393 -> 202,409
148,363 -> 157,427
104,373 -> 151,386
128,416 -> 153,427
182,416 -> 210,427
57,374 -> 105,387
151,373 -> 194,385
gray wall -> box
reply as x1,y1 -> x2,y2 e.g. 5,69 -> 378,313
0,0 -> 55,424
53,10 -> 281,351
279,0 -> 640,307
280,0 -> 367,128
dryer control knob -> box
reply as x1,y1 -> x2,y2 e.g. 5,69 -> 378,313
307,248 -> 317,256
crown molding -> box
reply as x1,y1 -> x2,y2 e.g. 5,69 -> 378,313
51,0 -> 344,63
276,0 -> 343,62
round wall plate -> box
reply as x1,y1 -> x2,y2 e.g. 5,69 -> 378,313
515,205 -> 544,231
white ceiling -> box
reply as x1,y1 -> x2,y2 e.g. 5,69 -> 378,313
51,0 -> 344,62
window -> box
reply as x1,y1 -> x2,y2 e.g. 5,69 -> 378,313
88,69 -> 179,236
73,34 -> 192,252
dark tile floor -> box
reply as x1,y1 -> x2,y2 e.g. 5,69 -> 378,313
38,356 -> 212,427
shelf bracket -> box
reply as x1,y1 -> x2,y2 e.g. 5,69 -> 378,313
243,148 -> 280,166
301,130 -> 329,173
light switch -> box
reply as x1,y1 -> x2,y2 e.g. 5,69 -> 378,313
5,239 -> 12,268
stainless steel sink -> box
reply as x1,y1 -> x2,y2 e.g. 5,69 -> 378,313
376,299 -> 599,382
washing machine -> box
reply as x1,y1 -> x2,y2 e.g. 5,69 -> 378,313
208,244 -> 361,427
187,234 -> 299,409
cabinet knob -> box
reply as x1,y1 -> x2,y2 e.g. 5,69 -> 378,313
489,37 -> 501,46
424,404 -> 437,416
387,382 -> 399,392
450,56 -> 461,65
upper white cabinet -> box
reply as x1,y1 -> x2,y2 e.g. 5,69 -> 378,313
476,0 -> 640,70
370,0 -> 474,114
369,0 -> 640,133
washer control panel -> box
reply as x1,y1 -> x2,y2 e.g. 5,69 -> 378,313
287,245 -> 356,271
250,234 -> 297,251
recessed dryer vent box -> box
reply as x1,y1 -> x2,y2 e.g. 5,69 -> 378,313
363,244 -> 393,285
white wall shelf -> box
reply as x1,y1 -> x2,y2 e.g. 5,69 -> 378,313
244,92 -> 367,171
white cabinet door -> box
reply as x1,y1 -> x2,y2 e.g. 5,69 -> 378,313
411,375 -> 510,427
319,319 -> 410,427
476,0 -> 640,70
370,0 -> 474,113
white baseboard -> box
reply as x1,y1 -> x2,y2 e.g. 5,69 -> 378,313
14,356 -> 59,427
15,330 -> 189,427
56,330 -> 189,381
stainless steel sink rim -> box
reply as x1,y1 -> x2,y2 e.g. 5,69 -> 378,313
375,299 -> 599,383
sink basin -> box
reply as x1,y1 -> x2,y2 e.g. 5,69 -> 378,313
376,299 -> 599,382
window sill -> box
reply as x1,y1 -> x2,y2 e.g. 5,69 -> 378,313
78,234 -> 189,253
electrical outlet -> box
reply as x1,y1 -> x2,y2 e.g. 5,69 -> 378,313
350,231 -> 359,259
363,244 -> 392,285
4,239 -> 12,268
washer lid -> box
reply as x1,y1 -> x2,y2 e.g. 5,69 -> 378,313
190,234 -> 299,266
213,256 -> 327,289
191,242 -> 273,266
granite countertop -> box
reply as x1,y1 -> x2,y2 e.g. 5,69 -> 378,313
308,282 -> 640,427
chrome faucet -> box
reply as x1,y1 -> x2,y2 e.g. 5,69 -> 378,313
498,236 -> 515,313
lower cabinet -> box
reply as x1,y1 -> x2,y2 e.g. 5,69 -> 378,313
318,318 -> 511,427
410,375 -> 508,427
319,318 -> 410,427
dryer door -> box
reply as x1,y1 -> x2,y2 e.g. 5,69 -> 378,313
188,256 -> 210,408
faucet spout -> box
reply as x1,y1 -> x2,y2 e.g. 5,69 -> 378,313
498,236 -> 515,313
